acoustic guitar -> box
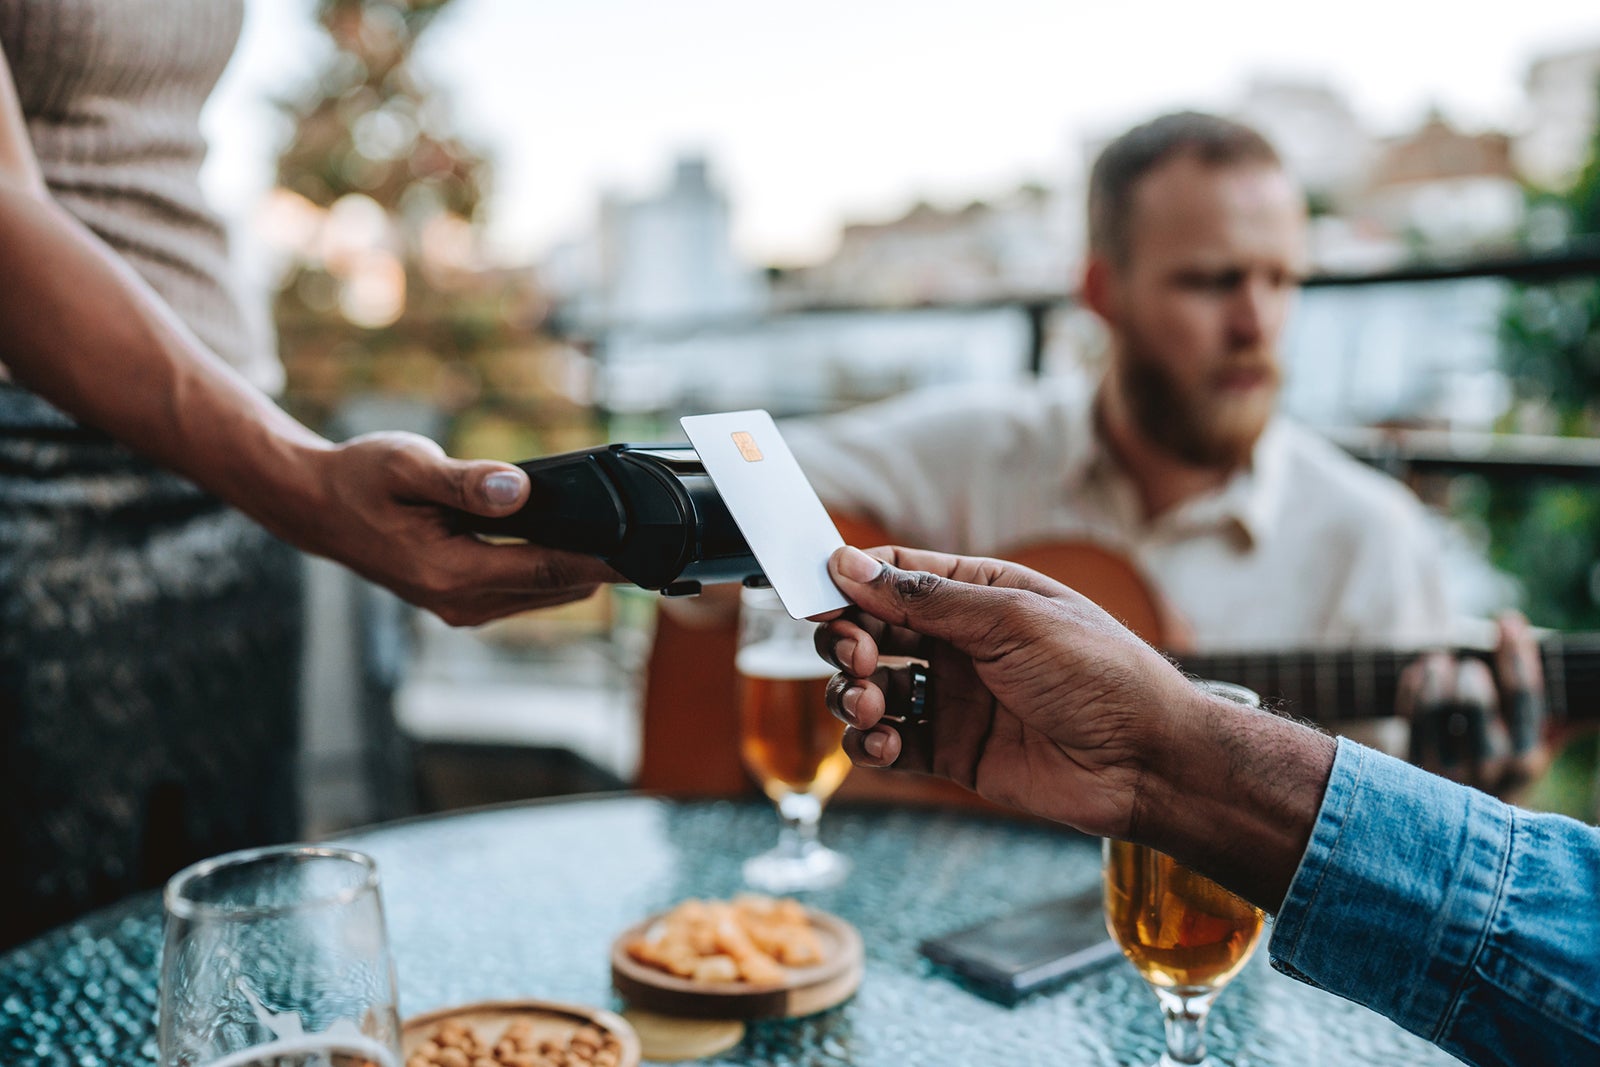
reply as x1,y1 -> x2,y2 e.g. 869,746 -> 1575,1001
634,521 -> 1595,803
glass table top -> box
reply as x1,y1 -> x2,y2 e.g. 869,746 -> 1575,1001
0,794 -> 1458,1066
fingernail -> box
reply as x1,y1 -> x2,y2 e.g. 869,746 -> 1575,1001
863,731 -> 887,759
840,685 -> 862,726
835,638 -> 858,672
836,546 -> 882,583
483,471 -> 523,506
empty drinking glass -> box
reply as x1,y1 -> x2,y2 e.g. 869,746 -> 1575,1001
158,844 -> 402,1067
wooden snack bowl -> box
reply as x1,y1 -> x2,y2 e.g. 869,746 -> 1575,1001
610,907 -> 864,1020
402,998 -> 640,1067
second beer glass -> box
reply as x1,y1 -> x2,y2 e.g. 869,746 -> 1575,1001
1103,680 -> 1266,1067
736,586 -> 852,892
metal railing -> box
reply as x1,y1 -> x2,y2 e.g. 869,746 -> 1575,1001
559,239 -> 1600,475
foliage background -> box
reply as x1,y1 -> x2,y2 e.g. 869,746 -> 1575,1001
1483,85 -> 1600,815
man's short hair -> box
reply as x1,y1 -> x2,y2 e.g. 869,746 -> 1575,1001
1088,111 -> 1282,266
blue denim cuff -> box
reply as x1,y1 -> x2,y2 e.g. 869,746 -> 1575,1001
1267,738 -> 1511,1043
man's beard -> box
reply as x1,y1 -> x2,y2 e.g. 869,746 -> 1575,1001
1116,339 -> 1280,470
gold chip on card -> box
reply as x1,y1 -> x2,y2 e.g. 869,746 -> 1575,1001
731,431 -> 764,463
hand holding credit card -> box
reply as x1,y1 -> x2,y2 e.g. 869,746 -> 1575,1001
680,410 -> 850,619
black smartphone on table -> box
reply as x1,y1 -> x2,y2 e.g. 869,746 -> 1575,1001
918,885 -> 1122,1004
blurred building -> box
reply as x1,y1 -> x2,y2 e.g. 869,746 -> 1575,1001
776,182 -> 1077,307
1353,111 -> 1524,255
542,154 -> 765,330
1233,77 -> 1376,208
1517,43 -> 1600,191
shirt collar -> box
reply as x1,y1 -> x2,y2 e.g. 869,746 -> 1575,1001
1231,417 -> 1288,548
1189,420 -> 1285,550
1070,399 -> 1288,550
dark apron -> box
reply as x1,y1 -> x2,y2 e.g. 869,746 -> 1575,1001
0,384 -> 302,947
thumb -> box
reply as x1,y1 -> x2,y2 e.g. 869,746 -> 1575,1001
452,460 -> 529,516
829,545 -> 1019,658
348,433 -> 531,515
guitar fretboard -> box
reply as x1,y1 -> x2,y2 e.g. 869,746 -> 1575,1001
1174,634 -> 1600,724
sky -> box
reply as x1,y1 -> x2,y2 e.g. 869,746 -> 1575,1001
202,0 -> 1600,267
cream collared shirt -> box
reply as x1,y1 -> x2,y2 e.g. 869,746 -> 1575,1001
783,377 -> 1453,653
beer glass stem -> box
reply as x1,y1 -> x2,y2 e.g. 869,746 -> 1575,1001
1155,987 -> 1216,1066
775,790 -> 823,858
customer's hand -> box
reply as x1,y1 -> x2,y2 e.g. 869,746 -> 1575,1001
291,431 -> 621,626
815,544 -> 1200,840
818,544 -> 1337,910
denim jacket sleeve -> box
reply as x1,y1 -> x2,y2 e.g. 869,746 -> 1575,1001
1268,738 -> 1600,1067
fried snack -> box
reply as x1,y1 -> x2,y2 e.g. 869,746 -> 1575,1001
734,894 -> 825,967
623,894 -> 826,987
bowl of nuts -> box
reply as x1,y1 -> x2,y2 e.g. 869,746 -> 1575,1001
402,1000 -> 639,1067
610,894 -> 863,1019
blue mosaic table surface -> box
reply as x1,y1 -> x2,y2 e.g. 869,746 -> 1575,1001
0,794 -> 1459,1066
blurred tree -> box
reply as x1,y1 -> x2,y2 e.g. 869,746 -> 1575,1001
1491,84 -> 1600,820
1493,84 -> 1600,633
277,0 -> 482,219
269,0 -> 600,459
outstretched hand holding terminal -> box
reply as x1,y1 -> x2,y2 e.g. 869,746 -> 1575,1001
813,544 -> 1600,1067
0,167 -> 620,625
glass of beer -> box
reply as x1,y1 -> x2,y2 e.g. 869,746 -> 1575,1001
159,844 -> 402,1067
736,586 -> 853,892
1103,681 -> 1265,1067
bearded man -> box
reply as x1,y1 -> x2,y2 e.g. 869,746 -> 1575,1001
785,111 -> 1452,654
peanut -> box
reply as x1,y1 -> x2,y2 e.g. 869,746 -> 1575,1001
412,1017 -> 623,1067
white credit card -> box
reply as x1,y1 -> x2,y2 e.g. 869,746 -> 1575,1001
680,409 -> 849,619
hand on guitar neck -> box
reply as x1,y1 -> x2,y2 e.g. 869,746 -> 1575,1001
1397,612 -> 1551,803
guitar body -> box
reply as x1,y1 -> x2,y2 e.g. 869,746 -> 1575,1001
1001,540 -> 1173,647
634,519 -> 1171,804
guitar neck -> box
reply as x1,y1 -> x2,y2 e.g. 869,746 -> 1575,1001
1175,635 -> 1600,724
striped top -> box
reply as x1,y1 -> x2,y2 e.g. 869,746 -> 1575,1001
0,0 -> 280,392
